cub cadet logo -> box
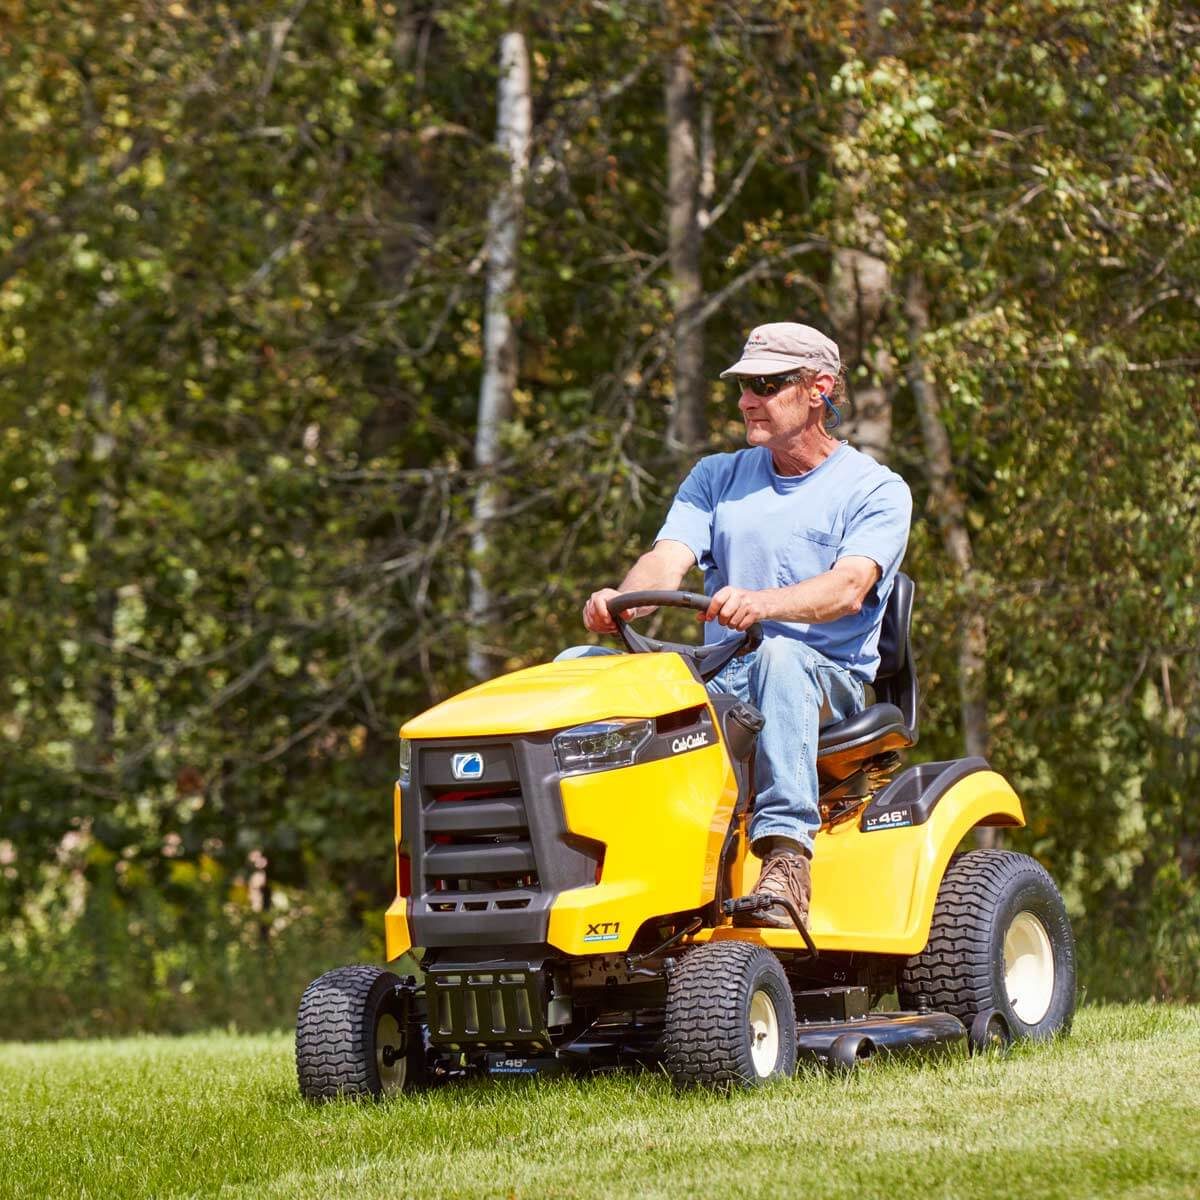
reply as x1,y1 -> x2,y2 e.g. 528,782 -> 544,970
451,752 -> 484,781
584,921 -> 620,943
671,731 -> 709,754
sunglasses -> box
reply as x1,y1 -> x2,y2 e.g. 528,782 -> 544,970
734,373 -> 805,397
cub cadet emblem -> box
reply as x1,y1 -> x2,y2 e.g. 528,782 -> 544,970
671,732 -> 709,754
584,921 -> 621,943
451,752 -> 484,781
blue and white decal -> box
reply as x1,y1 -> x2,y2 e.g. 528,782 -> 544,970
451,752 -> 485,781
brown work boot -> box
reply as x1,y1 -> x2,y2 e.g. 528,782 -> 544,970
733,843 -> 811,930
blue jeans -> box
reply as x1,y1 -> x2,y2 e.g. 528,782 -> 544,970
554,639 -> 865,852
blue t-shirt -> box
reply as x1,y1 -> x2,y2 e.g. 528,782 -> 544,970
654,443 -> 912,681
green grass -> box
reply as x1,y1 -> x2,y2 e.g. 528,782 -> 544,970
1,1006 -> 1197,1199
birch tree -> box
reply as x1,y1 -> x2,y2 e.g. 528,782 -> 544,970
467,30 -> 532,681
665,42 -> 706,457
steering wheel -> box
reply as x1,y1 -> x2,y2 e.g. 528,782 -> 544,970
605,591 -> 763,683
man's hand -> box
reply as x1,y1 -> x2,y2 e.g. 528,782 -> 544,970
701,586 -> 774,631
584,589 -> 657,632
582,542 -> 696,634
583,588 -> 621,633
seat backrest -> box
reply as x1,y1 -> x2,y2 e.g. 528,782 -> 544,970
873,572 -> 918,736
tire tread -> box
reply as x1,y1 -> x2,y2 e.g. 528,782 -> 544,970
663,941 -> 794,1087
899,850 -> 1066,1022
296,965 -> 394,1101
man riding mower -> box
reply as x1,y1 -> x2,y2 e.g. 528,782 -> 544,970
295,323 -> 1076,1096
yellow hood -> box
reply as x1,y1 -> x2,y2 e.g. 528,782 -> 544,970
400,653 -> 709,739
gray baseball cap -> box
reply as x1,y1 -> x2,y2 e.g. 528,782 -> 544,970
720,322 -> 841,378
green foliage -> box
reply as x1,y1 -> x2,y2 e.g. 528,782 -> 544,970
0,822 -> 379,1038
832,0 -> 1200,929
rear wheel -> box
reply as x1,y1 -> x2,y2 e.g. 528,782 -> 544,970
662,941 -> 797,1088
899,850 -> 1075,1040
296,965 -> 425,1101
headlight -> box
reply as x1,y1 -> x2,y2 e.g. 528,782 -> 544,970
553,718 -> 653,776
398,738 -> 411,782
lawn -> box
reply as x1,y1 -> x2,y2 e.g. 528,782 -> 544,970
0,1005 -> 1196,1199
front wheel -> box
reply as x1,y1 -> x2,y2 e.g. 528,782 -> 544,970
662,941 -> 797,1088
296,965 -> 425,1101
899,850 -> 1076,1040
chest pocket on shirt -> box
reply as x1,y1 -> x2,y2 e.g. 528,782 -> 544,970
777,527 -> 839,585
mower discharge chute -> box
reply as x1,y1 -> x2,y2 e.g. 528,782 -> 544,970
296,574 -> 1076,1097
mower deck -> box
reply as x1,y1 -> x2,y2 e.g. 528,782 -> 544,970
793,1010 -> 967,1069
466,1009 -> 971,1082
445,984 -> 980,1082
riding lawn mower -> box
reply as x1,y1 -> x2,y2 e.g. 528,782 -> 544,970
295,575 -> 1076,1096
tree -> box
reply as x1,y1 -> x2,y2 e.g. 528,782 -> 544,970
665,41 -> 706,456
829,0 -> 896,464
467,29 -> 532,681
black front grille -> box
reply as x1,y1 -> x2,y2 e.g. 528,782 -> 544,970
403,734 -> 601,947
418,743 -> 542,902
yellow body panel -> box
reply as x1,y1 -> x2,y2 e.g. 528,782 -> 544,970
385,779 -> 412,960
389,654 -> 715,960
385,896 -> 412,959
690,769 -> 1024,955
400,653 -> 706,739
547,741 -> 738,954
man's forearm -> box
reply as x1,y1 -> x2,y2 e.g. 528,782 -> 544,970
617,549 -> 690,593
702,558 -> 882,632
761,570 -> 867,623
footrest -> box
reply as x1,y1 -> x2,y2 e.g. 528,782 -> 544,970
720,893 -> 818,957
721,893 -> 775,915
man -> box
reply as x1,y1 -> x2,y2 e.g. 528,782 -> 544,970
580,322 -> 912,928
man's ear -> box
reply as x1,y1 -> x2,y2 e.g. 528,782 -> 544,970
812,371 -> 836,398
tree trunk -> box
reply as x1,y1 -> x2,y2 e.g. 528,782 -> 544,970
665,43 -> 705,456
467,30 -> 531,682
830,246 -> 893,461
905,273 -> 996,848
829,2 -> 894,463
86,372 -> 117,774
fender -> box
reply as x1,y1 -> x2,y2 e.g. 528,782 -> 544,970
695,762 -> 1024,956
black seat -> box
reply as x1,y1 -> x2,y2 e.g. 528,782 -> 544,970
817,572 -> 918,782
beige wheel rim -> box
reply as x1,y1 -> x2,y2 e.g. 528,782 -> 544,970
1003,911 -> 1055,1025
375,1012 -> 407,1093
748,988 -> 780,1078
